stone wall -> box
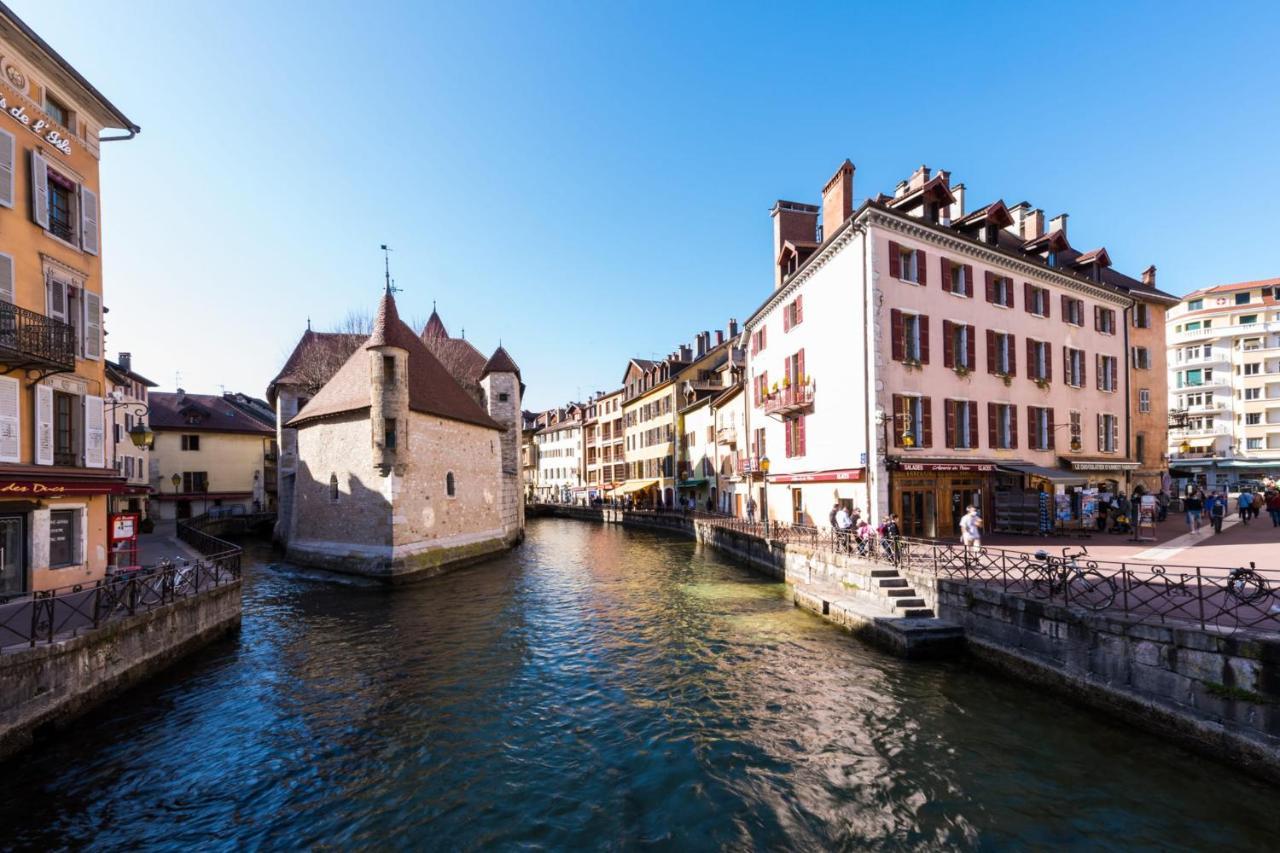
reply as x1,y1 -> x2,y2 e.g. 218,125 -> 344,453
482,370 -> 523,544
291,413 -> 386,548
0,581 -> 241,761
935,580 -> 1280,782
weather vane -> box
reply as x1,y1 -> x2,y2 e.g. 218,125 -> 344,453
381,244 -> 402,294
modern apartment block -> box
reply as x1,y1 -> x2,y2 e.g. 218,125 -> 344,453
1167,277 -> 1280,490
744,160 -> 1173,537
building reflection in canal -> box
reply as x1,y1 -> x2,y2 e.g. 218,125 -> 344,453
0,519 -> 1272,850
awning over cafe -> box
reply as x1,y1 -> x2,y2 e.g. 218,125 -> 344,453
997,462 -> 1087,485
677,478 -> 708,489
1059,457 -> 1142,471
615,480 -> 658,495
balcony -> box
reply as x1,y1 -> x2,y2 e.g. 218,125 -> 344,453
0,300 -> 76,371
716,426 -> 737,446
763,382 -> 815,417
737,454 -> 760,474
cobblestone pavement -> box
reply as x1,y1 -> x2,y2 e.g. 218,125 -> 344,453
136,520 -> 203,567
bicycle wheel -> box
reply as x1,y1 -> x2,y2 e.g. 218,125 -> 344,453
1226,569 -> 1269,605
1069,570 -> 1117,611
1029,568 -> 1056,599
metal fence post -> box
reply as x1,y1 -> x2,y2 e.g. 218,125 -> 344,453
1196,566 -> 1206,631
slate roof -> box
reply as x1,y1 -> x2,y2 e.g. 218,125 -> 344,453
289,291 -> 501,431
150,392 -> 275,435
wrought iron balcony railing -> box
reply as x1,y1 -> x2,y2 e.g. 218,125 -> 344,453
763,382 -> 815,417
0,300 -> 76,370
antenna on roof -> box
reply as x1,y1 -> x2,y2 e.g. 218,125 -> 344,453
306,316 -> 311,331
461,327 -> 465,339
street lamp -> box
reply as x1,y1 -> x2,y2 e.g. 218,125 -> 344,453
759,455 -> 771,536
1179,440 -> 1191,456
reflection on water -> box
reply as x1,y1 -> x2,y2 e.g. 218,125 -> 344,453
0,519 -> 1272,850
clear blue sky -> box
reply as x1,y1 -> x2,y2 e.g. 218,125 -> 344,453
16,1 -> 1280,410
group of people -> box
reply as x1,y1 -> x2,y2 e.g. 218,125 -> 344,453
1182,480 -> 1280,534
829,503 -> 903,560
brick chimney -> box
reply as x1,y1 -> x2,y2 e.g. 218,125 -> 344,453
118,351 -> 131,372
821,160 -> 855,239
950,183 -> 965,220
1142,265 -> 1157,288
728,318 -> 739,338
771,201 -> 819,289
1023,208 -> 1045,240
908,165 -> 930,191
679,344 -> 692,362
1049,213 -> 1069,238
715,330 -> 724,346
696,332 -> 707,358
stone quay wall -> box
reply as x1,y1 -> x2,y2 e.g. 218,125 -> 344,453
0,581 -> 242,761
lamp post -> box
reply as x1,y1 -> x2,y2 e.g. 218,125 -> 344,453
759,455 -> 770,537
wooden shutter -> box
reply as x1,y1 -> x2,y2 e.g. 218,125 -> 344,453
919,315 -> 930,363
85,394 -> 105,468
1009,405 -> 1018,449
1007,335 -> 1017,376
1095,354 -> 1103,390
966,325 -> 975,369
83,290 -> 102,360
891,309 -> 904,361
1027,406 -> 1036,450
0,252 -> 12,305
46,275 -> 66,321
0,128 -> 13,209
0,376 -> 18,462
943,319 -> 954,368
795,295 -> 803,324
1026,338 -> 1036,379
31,150 -> 49,229
785,417 -> 793,457
940,258 -> 951,290
1111,416 -> 1119,452
986,329 -> 996,374
1047,408 -> 1056,450
1093,305 -> 1101,331
782,305 -> 791,332
918,250 -> 927,286
1061,294 -> 1069,323
1110,356 -> 1118,391
987,402 -> 997,449
1042,289 -> 1051,319
1024,282 -> 1033,313
892,394 -> 905,447
945,400 -> 956,448
1079,350 -> 1086,387
797,414 -> 806,456
968,402 -> 978,448
1097,413 -> 1104,452
35,384 -> 53,465
964,265 -> 975,297
889,241 -> 901,278
1044,344 -> 1052,383
80,186 -> 99,255
985,271 -> 995,303
797,348 -> 805,383
1063,346 -> 1071,385
920,397 -> 933,447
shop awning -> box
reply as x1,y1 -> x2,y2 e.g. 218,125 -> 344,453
998,462 -> 1088,485
615,480 -> 658,495
678,478 -> 708,488
1059,457 -> 1142,471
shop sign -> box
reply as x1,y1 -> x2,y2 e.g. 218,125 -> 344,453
898,462 -> 996,473
0,480 -> 125,496
770,468 -> 864,484
0,93 -> 73,155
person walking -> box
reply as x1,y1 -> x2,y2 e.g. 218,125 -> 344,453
1254,489 -> 1266,521
881,513 -> 902,564
959,505 -> 983,554
1237,489 -> 1253,525
834,505 -> 853,553
829,502 -> 840,531
746,496 -> 757,524
1208,492 -> 1227,534
1267,490 -> 1280,527
1183,489 -> 1203,534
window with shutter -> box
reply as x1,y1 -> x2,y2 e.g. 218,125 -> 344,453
918,315 -> 930,364
1009,405 -> 1018,449
945,399 -> 956,448
46,275 -> 67,322
964,265 -> 974,298
84,394 -> 104,468
35,384 -> 53,465
986,329 -> 996,374
80,186 -> 99,255
889,241 -> 901,279
0,376 -> 18,462
920,397 -> 933,447
83,290 -> 102,360
0,128 -> 13,209
0,252 -> 13,305
31,150 -> 49,229
892,394 -> 906,448
943,319 -> 954,368
891,309 -> 904,361
917,250 -> 927,286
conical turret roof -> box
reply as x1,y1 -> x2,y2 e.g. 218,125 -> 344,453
481,345 -> 521,379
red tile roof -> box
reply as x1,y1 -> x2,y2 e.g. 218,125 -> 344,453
481,346 -> 521,378
267,330 -> 366,404
150,392 -> 275,435
1184,276 -> 1280,299
289,291 -> 501,431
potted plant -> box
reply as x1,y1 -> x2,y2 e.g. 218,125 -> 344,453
1034,376 -> 1051,390
954,364 -> 971,379
903,358 -> 923,371
996,371 -> 1013,387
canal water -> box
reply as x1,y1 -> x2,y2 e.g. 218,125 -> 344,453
2,519 -> 1273,850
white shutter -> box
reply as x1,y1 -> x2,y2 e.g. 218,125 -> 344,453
80,186 -> 99,255
83,290 -> 101,360
0,376 -> 18,463
35,384 -> 53,465
0,128 -> 14,208
46,275 -> 66,321
84,394 -> 104,468
30,150 -> 48,229
0,252 -> 12,304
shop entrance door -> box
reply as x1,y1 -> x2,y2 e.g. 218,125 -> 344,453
949,487 -> 983,536
791,489 -> 804,524
899,488 -> 936,539
0,514 -> 26,597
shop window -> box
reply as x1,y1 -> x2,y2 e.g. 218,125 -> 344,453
181,434 -> 200,451
49,509 -> 80,568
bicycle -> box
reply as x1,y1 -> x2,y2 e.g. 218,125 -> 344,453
1225,562 -> 1270,605
1030,546 -> 1117,611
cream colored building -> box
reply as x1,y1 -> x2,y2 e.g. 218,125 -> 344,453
148,391 -> 274,521
584,389 -> 625,501
535,405 -> 583,503
105,352 -> 155,517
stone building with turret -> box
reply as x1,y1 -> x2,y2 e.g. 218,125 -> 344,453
281,289 -> 523,581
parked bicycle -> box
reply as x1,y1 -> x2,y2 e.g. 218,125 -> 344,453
1030,546 -> 1118,611
1225,563 -> 1269,605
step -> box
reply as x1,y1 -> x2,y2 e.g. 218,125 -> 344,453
884,588 -> 919,598
891,597 -> 927,609
895,606 -> 935,618
869,568 -> 900,578
876,578 -> 909,588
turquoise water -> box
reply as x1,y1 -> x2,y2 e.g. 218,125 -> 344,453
1,519 -> 1272,850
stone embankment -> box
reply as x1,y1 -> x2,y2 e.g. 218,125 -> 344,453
530,503 -> 1280,782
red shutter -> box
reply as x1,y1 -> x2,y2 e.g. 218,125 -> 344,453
783,305 -> 791,332
964,265 -> 975,297
943,319 -> 955,368
1007,335 -> 1017,376
987,402 -> 997,448
892,394 -> 905,447
969,402 -> 978,448
985,271 -> 995,302
891,309 -> 904,361
889,241 -> 901,278
1111,416 -> 1119,452
986,329 -> 996,373
918,250 -> 928,286
1079,350 -> 1086,387
798,348 -> 805,382
1010,405 -> 1019,449
1026,338 -> 1036,380
1027,406 -> 1036,450
1042,289 -> 1051,320
1024,281 -> 1033,313
940,257 -> 951,290
1063,346 -> 1070,385
1097,413 -> 1104,452
797,414 -> 806,456
921,397 -> 933,447
1045,344 -> 1052,383
785,417 -> 793,457
919,315 -> 930,364
1047,408 -> 1056,450
763,326 -> 767,350
1094,305 -> 1101,331
1110,356 -> 1118,391
1095,354 -> 1103,390
796,294 -> 803,324
945,399 -> 956,448
966,325 -> 976,369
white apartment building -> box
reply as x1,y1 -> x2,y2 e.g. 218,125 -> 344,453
105,353 -> 156,518
1167,276 -> 1280,491
535,406 -> 583,502
744,160 -> 1167,537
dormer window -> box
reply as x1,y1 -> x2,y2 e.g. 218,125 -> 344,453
984,225 -> 999,245
1046,251 -> 1057,267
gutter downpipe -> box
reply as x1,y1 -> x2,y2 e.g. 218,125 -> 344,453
861,220 -> 877,523
1123,301 -> 1133,493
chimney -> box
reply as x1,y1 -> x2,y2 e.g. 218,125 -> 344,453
696,333 -> 707,357
893,180 -> 908,199
1049,213 -> 1068,238
679,344 -> 692,362
118,351 -> 132,372
1007,201 -> 1030,235
908,164 -> 930,191
951,183 -> 965,219
771,200 -> 820,290
715,330 -> 724,346
821,160 -> 855,239
1024,208 -> 1044,240
1142,265 -> 1157,288
728,318 -> 739,338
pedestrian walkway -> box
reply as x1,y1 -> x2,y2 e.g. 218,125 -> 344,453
137,520 -> 202,567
